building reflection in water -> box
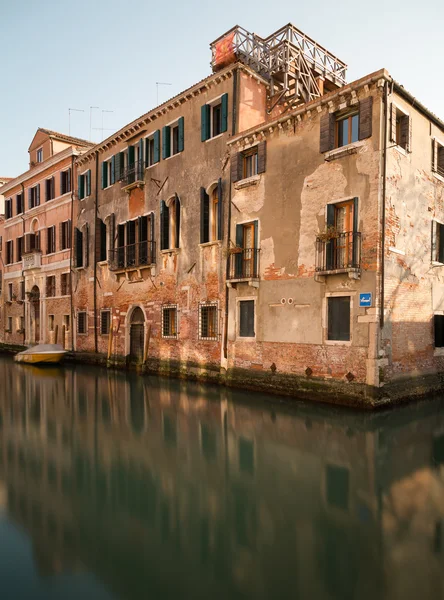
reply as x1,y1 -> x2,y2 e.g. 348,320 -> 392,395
0,358 -> 443,600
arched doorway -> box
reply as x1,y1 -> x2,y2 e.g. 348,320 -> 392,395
30,286 -> 40,344
129,307 -> 145,363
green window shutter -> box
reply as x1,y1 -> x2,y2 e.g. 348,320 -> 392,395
144,138 -> 149,167
200,187 -> 209,244
217,178 -> 223,240
160,200 -> 169,250
154,130 -> 160,163
221,93 -> 228,133
201,104 -> 210,141
101,161 -> 108,189
175,194 -> 180,248
178,117 -> 184,153
235,224 -> 243,277
128,146 -> 135,167
138,138 -> 144,165
78,175 -> 84,200
111,156 -> 116,185
114,153 -> 120,181
86,170 -> 91,196
162,126 -> 171,159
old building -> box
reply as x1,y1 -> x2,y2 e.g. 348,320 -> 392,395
0,129 -> 92,347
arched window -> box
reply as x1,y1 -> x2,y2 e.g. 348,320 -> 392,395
160,195 -> 180,250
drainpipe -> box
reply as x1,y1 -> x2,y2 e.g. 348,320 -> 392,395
223,67 -> 238,360
69,154 -> 75,352
93,150 -> 99,353
380,81 -> 388,329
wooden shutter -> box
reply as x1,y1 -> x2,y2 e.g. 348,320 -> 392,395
109,213 -> 115,250
217,178 -> 223,240
200,187 -> 209,244
235,224 -> 243,277
432,220 -> 438,262
114,153 -> 121,182
150,212 -> 155,242
432,139 -> 438,172
257,141 -> 266,174
78,175 -> 83,199
326,204 -> 335,269
231,152 -> 243,183
178,117 -> 184,152
138,138 -> 144,166
359,97 -> 373,140
162,127 -> 170,159
154,130 -> 160,163
95,218 -> 101,262
390,103 -> 397,143
28,188 -> 32,208
111,155 -> 116,185
175,194 -> 180,248
253,220 -> 259,275
84,224 -> 89,268
221,93 -> 228,133
201,104 -> 210,141
67,168 -> 72,192
51,176 -> 55,199
86,170 -> 91,196
60,171 -> 64,195
101,161 -> 108,189
320,113 -> 335,153
59,222 -> 63,251
128,145 -> 135,167
36,184 -> 40,206
439,223 -> 444,264
400,115 -> 411,152
160,201 -> 169,250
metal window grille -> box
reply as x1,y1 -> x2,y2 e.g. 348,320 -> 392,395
199,303 -> 219,341
77,311 -> 87,334
162,305 -> 178,339
46,276 -> 55,298
100,310 -> 111,335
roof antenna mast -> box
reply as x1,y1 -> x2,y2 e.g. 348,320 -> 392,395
68,108 -> 84,135
156,82 -> 172,106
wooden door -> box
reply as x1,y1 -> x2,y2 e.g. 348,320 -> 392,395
242,223 -> 254,277
334,201 -> 354,268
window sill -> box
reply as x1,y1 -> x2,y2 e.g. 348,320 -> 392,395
204,133 -> 224,143
432,261 -> 444,267
324,340 -> 352,346
394,145 -> 408,156
434,347 -> 444,357
199,240 -> 222,248
97,260 -> 108,267
163,151 -> 183,162
234,175 -> 261,190
161,336 -> 178,340
236,336 -> 256,342
160,248 -> 180,255
433,172 -> 444,184
324,141 -> 364,161
145,161 -> 160,170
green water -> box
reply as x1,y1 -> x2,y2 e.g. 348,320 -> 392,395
0,356 -> 443,599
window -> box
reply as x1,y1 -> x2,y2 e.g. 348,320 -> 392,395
336,111 -> 359,147
8,283 -> 13,302
201,94 -> 228,141
60,220 -> 71,250
390,104 -> 411,152
200,182 -> 222,243
74,227 -> 87,268
434,315 -> 444,348
7,317 -> 12,332
6,240 -> 13,264
77,311 -> 87,334
231,221 -> 259,279
16,237 -> 23,262
5,198 -> 12,220
20,281 -> 25,301
16,193 -> 23,215
322,199 -> 359,271
231,142 -> 266,182
45,177 -> 55,201
63,315 -> 70,331
432,139 -> 444,178
78,170 -> 91,200
46,226 -> 56,254
162,305 -> 178,339
24,231 -> 40,253
239,300 -> 255,338
199,303 -> 218,340
101,159 -> 111,189
100,310 -> 111,335
320,97 -> 373,153
327,296 -> 351,341
48,315 -> 54,332
145,130 -> 160,167
46,276 -> 55,298
28,184 -> 40,209
96,219 -> 107,262
20,316 -> 25,332
432,221 -> 444,263
36,148 -> 43,163
60,169 -> 72,195
61,273 -> 70,296
162,118 -> 184,159
160,196 -> 180,250
114,214 -> 155,269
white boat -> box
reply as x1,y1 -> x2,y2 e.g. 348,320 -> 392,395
14,344 -> 67,365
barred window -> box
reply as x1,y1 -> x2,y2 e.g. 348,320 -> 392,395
100,310 -> 111,335
199,303 -> 218,340
162,305 -> 177,339
46,276 -> 55,298
77,311 -> 87,334
61,273 -> 70,296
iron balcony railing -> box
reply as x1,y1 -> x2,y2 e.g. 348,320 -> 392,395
227,248 -> 260,280
315,231 -> 361,272
121,159 -> 144,187
108,241 -> 156,271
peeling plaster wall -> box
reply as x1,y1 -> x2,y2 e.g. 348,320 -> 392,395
382,90 -> 444,382
228,83 -> 383,386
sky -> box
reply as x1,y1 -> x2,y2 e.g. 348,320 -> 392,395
1,0 -> 443,176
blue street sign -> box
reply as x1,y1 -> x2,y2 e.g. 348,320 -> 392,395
359,293 -> 372,308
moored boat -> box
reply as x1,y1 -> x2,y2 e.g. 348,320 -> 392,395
14,344 -> 67,365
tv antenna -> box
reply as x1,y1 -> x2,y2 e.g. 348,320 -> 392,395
156,82 -> 172,105
89,106 -> 99,140
68,108 -> 84,135
99,109 -> 114,140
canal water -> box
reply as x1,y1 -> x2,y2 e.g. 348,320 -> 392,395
0,356 -> 443,600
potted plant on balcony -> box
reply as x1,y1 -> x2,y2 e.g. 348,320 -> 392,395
317,225 -> 340,242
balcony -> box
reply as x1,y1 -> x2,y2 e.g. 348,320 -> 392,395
227,248 -> 260,286
108,241 -> 156,272
121,159 -> 144,190
315,231 -> 361,277
22,251 -> 42,271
